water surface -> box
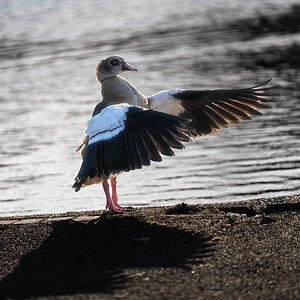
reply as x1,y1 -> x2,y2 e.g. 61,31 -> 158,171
0,0 -> 300,216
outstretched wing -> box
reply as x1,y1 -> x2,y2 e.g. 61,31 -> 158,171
73,104 -> 194,191
148,78 -> 278,138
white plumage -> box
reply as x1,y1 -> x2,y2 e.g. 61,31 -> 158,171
148,89 -> 185,116
87,104 -> 129,145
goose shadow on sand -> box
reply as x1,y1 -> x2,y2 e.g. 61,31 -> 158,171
0,214 -> 214,299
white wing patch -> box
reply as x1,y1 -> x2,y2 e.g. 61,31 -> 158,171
86,104 -> 129,145
148,89 -> 185,116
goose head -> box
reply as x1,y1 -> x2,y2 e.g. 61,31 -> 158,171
96,55 -> 137,82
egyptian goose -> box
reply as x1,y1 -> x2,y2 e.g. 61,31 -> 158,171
73,55 -> 277,213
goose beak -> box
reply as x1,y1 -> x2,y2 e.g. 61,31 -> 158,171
122,62 -> 138,72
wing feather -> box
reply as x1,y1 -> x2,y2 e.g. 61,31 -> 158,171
73,104 -> 193,191
148,79 -> 278,137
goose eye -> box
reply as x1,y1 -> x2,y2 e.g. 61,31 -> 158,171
110,59 -> 119,66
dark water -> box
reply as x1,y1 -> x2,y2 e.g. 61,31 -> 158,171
0,0 -> 300,216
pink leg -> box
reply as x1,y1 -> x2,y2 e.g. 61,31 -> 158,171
102,179 -> 123,213
111,177 -> 128,211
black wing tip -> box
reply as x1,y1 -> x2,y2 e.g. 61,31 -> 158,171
243,77 -> 279,92
72,176 -> 85,192
72,183 -> 81,192
258,77 -> 272,87
245,77 -> 272,89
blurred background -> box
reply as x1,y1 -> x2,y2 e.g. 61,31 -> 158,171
0,0 -> 299,216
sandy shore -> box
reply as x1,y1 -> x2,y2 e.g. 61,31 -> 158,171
0,195 -> 299,300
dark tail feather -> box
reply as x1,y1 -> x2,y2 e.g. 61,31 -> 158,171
72,143 -> 98,192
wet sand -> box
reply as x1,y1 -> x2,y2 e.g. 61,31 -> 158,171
0,195 -> 299,300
